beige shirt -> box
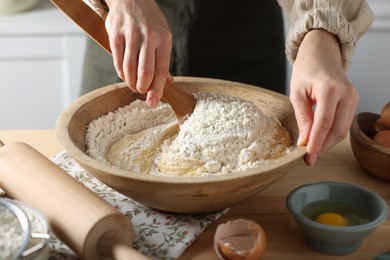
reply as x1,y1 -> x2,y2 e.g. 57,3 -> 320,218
83,0 -> 374,69
277,0 -> 373,69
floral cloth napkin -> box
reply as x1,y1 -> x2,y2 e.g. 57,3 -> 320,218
49,151 -> 227,260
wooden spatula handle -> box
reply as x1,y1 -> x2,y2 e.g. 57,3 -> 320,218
0,142 -> 148,260
162,80 -> 196,119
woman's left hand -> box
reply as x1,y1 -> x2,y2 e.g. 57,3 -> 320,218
289,29 -> 359,166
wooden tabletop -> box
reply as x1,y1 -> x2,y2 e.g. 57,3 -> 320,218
0,130 -> 389,260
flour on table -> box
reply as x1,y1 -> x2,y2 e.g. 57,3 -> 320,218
85,92 -> 292,177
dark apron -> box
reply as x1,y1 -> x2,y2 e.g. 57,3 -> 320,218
81,0 -> 286,94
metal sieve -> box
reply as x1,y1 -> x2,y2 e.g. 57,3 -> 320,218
0,198 -> 50,259
0,198 -> 30,260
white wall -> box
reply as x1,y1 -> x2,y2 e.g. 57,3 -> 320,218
348,0 -> 390,114
0,0 -> 86,129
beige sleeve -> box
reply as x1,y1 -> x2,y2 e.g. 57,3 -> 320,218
82,0 -> 108,19
277,0 -> 374,69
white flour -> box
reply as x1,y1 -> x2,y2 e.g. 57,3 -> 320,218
86,99 -> 177,161
86,92 -> 291,176
0,200 -> 47,259
0,206 -> 23,259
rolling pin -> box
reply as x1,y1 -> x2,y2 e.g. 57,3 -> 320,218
0,141 -> 149,260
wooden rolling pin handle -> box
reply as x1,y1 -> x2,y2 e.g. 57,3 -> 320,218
111,242 -> 150,260
0,142 -> 148,260
99,231 -> 150,260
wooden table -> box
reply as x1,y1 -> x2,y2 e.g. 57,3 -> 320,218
0,130 -> 389,260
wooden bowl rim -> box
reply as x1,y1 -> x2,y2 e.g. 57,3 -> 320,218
350,112 -> 390,157
56,76 -> 306,184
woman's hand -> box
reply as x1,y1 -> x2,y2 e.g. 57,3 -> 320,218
104,0 -> 172,107
290,29 -> 359,166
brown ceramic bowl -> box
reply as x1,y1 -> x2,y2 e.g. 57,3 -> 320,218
350,112 -> 390,181
56,77 -> 306,213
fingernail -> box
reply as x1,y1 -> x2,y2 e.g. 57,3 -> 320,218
297,133 -> 305,146
309,154 -> 319,166
148,97 -> 158,108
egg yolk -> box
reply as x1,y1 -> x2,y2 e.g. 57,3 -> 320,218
314,212 -> 348,226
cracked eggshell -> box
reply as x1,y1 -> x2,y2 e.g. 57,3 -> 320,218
214,218 -> 266,260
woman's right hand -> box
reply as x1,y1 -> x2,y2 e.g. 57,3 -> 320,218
104,0 -> 172,108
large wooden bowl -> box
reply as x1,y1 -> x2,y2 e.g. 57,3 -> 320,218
350,112 -> 390,181
56,77 -> 306,213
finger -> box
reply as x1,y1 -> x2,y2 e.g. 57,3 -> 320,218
146,89 -> 160,108
109,33 -> 126,81
136,42 -> 155,94
306,93 -> 338,165
146,43 -> 171,108
123,34 -> 140,92
105,16 -> 131,89
289,86 -> 314,147
321,91 -> 359,153
167,73 -> 174,83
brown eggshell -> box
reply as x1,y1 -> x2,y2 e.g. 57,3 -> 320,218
214,218 -> 266,260
380,101 -> 390,128
374,130 -> 390,147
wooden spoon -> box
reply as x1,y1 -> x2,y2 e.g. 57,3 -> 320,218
50,0 -> 196,119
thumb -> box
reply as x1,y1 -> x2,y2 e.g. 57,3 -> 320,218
166,73 -> 174,84
146,74 -> 173,108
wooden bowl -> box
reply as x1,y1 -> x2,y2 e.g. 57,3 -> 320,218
56,77 -> 306,213
350,112 -> 390,181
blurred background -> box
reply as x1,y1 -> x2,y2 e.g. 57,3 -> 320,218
0,0 -> 389,129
